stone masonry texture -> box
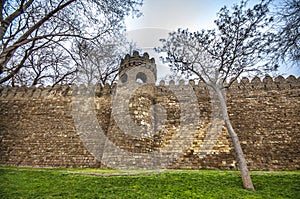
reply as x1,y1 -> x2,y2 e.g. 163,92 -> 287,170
0,52 -> 299,170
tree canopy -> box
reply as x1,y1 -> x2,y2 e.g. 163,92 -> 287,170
266,0 -> 300,68
157,0 -> 272,86
0,0 -> 142,86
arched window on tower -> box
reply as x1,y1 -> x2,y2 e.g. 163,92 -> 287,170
136,72 -> 147,83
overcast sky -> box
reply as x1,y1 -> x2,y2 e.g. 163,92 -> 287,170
125,0 -> 299,79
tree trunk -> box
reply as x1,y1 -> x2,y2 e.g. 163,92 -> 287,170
214,85 -> 255,191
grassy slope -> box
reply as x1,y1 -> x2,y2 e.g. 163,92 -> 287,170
0,167 -> 299,199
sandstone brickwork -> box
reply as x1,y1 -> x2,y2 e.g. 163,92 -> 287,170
0,52 -> 299,170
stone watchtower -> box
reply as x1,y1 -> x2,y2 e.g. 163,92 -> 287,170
119,51 -> 157,84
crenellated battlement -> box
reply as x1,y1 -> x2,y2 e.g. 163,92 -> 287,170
0,51 -> 299,170
119,51 -> 157,82
120,51 -> 155,67
0,75 -> 299,99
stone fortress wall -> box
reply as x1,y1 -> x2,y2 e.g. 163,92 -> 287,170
0,51 -> 299,170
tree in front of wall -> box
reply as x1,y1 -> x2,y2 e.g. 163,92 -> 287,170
156,0 -> 273,191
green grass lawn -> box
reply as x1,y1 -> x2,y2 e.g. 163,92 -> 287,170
0,166 -> 299,199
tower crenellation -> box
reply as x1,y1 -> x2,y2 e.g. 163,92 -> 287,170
119,51 -> 157,83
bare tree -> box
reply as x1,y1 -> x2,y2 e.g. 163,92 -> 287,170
266,0 -> 300,68
9,36 -> 77,86
72,33 -> 138,87
157,0 -> 272,191
0,0 -> 142,86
